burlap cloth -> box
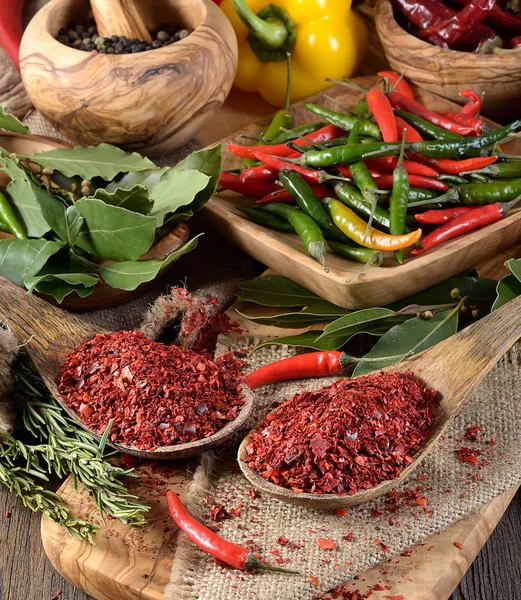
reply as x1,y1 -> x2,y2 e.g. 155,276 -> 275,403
1,45 -> 521,600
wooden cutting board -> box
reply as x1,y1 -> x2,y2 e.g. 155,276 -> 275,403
40,8 -> 521,598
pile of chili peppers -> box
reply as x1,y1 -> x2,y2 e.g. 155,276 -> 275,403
392,0 -> 521,52
220,73 -> 521,268
58,330 -> 245,450
243,371 -> 437,495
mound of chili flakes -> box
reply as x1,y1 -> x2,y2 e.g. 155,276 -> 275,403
244,371 -> 437,494
58,330 -> 245,450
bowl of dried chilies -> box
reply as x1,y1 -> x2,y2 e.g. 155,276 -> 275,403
375,0 -> 521,120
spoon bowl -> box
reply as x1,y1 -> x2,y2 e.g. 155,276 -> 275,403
239,293 -> 521,508
0,276 -> 253,460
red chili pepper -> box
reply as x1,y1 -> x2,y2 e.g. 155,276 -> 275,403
244,351 -> 345,389
374,174 -> 449,191
227,125 -> 343,159
411,201 -> 512,255
366,88 -> 398,144
336,164 -> 382,178
408,154 -> 498,175
415,206 -> 477,224
365,157 -> 439,177
421,0 -> 497,48
459,90 -> 482,117
166,491 -> 296,572
256,185 -> 330,204
250,151 -> 325,185
377,71 -> 415,100
219,172 -> 282,198
0,0 -> 24,70
451,0 -> 521,38
239,164 -> 278,183
395,116 -> 424,142
438,111 -> 484,135
390,92 -> 475,136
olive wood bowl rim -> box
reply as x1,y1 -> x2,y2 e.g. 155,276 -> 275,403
375,0 -> 521,66
23,0 -> 213,64
98,383 -> 254,460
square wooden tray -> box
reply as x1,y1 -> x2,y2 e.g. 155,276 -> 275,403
203,76 -> 521,308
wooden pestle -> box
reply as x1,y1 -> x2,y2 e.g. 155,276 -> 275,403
90,0 -> 152,42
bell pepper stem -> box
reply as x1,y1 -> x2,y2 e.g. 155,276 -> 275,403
232,0 -> 288,49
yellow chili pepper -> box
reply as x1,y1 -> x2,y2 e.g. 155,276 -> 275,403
220,0 -> 368,107
325,198 -> 422,251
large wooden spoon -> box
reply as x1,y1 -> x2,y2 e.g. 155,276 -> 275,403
238,293 -> 521,509
0,277 -> 253,460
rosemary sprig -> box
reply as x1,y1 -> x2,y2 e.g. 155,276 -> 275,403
0,352 -> 150,541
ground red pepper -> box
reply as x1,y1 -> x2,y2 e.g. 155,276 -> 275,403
58,330 -> 245,450
244,371 -> 437,495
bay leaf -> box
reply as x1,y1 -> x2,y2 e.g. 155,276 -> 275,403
237,275 -> 322,307
104,168 -> 169,193
506,258 -> 521,283
0,107 -> 29,135
0,155 -> 28,180
29,144 -> 156,180
75,198 -> 157,261
150,169 -> 209,225
237,300 -> 350,327
174,145 -> 222,213
99,235 -> 200,291
93,185 -> 152,214
315,308 -> 398,349
65,206 -> 84,246
254,331 -> 335,351
353,307 -> 459,376
0,239 -> 64,286
5,179 -> 51,238
492,274 -> 521,311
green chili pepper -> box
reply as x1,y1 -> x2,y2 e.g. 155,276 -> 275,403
259,203 -> 327,266
302,142 -> 403,167
467,173 -> 492,183
261,53 -> 294,142
463,161 -> 521,178
407,188 -> 441,202
334,182 -> 391,230
328,240 -> 384,266
278,169 -> 346,242
353,100 -> 370,116
458,179 -> 521,205
439,174 -> 469,186
390,135 -> 409,264
346,122 -> 379,196
267,122 -> 326,145
394,110 -> 461,141
0,190 -> 26,239
238,206 -> 294,233
305,103 -> 382,139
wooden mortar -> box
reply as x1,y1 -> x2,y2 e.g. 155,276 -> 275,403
19,0 -> 238,156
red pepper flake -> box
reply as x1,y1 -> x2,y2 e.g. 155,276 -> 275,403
210,505 -> 229,522
50,591 -> 63,600
453,541 -> 463,549
343,531 -> 354,542
373,584 -> 385,591
415,496 -> 427,506
315,588 -> 369,600
229,504 -> 245,517
456,447 -> 481,464
489,435 -> 498,445
384,596 -> 404,600
277,536 -> 289,546
336,508 -> 347,517
243,371 -> 437,494
58,331 -> 245,450
249,488 -> 258,500
401,549 -> 413,556
4,511 -> 10,518
318,537 -> 337,550
309,575 -> 321,587
465,425 -> 482,441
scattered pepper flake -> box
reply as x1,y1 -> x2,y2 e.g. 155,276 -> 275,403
210,505 -> 229,522
465,425 -> 482,441
318,537 -> 337,550
309,575 -> 321,587
277,536 -> 289,546
453,541 -> 463,549
456,447 -> 481,464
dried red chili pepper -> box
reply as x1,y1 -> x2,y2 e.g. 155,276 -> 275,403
58,330 -> 245,450
244,371 -> 437,495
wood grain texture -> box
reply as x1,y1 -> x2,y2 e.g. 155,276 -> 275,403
19,0 -> 238,155
374,0 -> 521,120
0,133 -> 191,311
90,0 -> 152,42
203,77 -> 521,310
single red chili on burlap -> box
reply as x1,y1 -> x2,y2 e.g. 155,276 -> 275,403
166,491 -> 297,573
244,371 -> 437,494
58,330 -> 245,450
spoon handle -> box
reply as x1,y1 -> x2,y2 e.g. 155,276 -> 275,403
401,293 -> 521,412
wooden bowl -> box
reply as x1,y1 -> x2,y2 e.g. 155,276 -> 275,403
374,0 -> 521,120
19,0 -> 238,156
0,132 -> 190,311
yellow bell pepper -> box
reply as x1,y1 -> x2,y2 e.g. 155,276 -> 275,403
220,0 -> 368,107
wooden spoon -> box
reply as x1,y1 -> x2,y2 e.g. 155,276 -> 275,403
90,0 -> 153,42
238,293 -> 521,508
0,277 -> 253,460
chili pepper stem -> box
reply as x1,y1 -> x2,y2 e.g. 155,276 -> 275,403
345,251 -> 383,283
279,128 -> 327,150
388,69 -> 408,95
325,77 -> 368,94
232,0 -> 288,49
324,95 -> 354,115
245,554 -> 300,574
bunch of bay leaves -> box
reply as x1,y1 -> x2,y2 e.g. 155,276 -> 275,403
0,107 -> 220,302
